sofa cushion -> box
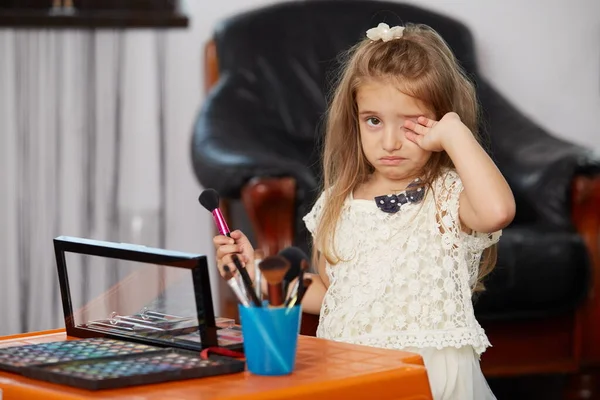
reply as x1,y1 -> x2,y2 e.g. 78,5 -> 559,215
474,225 -> 591,321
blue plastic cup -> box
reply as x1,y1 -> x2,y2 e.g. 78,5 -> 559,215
238,303 -> 302,376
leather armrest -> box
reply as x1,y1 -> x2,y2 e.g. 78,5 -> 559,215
191,71 -> 318,201
241,177 -> 296,256
477,77 -> 600,228
241,176 -> 320,336
572,176 -> 600,363
572,175 -> 600,295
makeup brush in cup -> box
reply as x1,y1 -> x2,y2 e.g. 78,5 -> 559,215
298,278 -> 312,303
223,265 -> 250,307
284,259 -> 309,306
258,256 -> 290,307
278,247 -> 309,297
286,277 -> 312,308
254,249 -> 265,302
231,254 -> 262,307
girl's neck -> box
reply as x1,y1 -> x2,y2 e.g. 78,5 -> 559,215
355,172 -> 421,199
369,172 -> 420,193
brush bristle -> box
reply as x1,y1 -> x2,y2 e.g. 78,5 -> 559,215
278,247 -> 308,282
198,189 -> 220,212
258,256 -> 290,286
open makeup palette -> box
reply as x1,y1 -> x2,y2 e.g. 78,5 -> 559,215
0,236 -> 245,390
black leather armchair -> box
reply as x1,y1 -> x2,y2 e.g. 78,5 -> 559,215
192,1 -> 600,395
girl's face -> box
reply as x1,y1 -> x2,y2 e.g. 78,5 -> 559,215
356,79 -> 434,184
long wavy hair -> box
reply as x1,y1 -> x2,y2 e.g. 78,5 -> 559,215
314,23 -> 496,292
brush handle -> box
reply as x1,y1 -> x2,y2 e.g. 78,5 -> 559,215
232,254 -> 262,307
285,294 -> 298,308
267,284 -> 284,307
284,280 -> 299,307
282,280 -> 290,300
267,284 -> 285,307
284,265 -> 306,306
289,279 -> 299,298
294,279 -> 311,308
286,280 -> 311,313
211,209 -> 230,236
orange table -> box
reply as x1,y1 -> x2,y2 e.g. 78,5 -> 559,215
0,329 -> 432,400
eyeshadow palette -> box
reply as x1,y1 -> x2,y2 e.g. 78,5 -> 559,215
19,237 -> 250,390
0,338 -> 162,374
0,338 -> 245,390
24,349 -> 245,390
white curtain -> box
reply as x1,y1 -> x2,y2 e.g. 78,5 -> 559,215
0,28 -> 197,336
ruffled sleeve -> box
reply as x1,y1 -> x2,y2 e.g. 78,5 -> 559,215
460,230 -> 502,253
434,169 -> 502,254
303,190 -> 327,236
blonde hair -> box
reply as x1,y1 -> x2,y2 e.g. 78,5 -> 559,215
314,23 -> 496,292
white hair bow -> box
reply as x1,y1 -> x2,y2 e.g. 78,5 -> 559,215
366,23 -> 405,42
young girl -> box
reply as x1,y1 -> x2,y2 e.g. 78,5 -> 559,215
214,22 -> 515,400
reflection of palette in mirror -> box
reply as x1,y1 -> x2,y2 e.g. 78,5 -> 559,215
72,262 -> 193,330
85,310 -> 198,336
217,327 -> 243,347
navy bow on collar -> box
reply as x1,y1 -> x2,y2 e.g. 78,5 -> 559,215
374,179 -> 425,214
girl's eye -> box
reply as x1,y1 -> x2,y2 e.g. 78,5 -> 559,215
366,117 -> 381,127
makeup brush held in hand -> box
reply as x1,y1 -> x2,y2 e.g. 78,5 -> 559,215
254,249 -> 265,301
198,188 -> 261,307
223,265 -> 250,307
198,189 -> 230,237
258,256 -> 290,307
232,254 -> 262,307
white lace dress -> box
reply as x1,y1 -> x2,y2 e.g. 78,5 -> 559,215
303,170 -> 499,400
